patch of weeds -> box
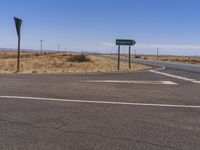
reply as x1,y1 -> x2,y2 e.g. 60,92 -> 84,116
68,54 -> 91,63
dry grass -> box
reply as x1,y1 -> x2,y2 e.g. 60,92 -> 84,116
0,51 -> 149,73
106,54 -> 200,64
140,56 -> 200,64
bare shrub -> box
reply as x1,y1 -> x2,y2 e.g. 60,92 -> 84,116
135,55 -> 141,59
68,54 -> 91,63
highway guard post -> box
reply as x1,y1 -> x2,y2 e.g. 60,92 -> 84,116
116,39 -> 136,70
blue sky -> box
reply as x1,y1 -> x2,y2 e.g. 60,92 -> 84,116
0,0 -> 200,55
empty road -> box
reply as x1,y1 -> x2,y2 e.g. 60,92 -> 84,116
0,58 -> 200,150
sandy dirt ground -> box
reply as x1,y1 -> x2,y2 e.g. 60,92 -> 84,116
0,51 -> 149,73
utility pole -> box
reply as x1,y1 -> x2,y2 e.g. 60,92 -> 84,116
57,44 -> 60,52
40,40 -> 44,53
157,48 -> 159,60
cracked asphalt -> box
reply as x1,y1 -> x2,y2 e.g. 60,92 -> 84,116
0,60 -> 200,150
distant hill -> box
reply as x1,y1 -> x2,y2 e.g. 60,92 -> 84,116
0,48 -> 103,55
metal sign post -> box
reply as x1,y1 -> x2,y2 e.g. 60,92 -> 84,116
116,39 -> 136,70
118,45 -> 121,70
14,17 -> 23,72
129,45 -> 131,69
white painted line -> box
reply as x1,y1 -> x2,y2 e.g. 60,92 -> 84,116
153,66 -> 166,71
150,70 -> 200,84
192,80 -> 200,84
86,80 -> 178,85
162,81 -> 177,85
0,96 -> 200,109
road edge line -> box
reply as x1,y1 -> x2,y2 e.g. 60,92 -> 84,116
0,96 -> 200,109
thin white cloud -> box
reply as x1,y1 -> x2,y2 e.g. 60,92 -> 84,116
101,42 -> 115,47
135,43 -> 200,51
101,42 -> 200,51
99,42 -> 200,55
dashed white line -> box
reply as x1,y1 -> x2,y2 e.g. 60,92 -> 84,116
0,96 -> 200,109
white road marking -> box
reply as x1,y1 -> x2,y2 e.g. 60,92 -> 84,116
0,96 -> 200,109
86,80 -> 178,85
150,70 -> 200,84
153,66 -> 166,71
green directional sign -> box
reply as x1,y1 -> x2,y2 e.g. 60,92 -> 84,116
116,39 -> 136,46
116,39 -> 136,70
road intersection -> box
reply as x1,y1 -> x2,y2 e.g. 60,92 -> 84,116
0,59 -> 199,150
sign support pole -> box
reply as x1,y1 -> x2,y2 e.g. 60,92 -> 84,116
17,37 -> 21,72
14,17 -> 22,73
129,45 -> 131,69
116,39 -> 136,70
118,45 -> 120,70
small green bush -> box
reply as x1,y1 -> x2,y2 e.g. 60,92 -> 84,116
135,55 -> 141,59
68,54 -> 91,62
143,56 -> 148,59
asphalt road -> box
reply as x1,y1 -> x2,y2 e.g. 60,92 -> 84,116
0,59 -> 200,150
130,58 -> 200,73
